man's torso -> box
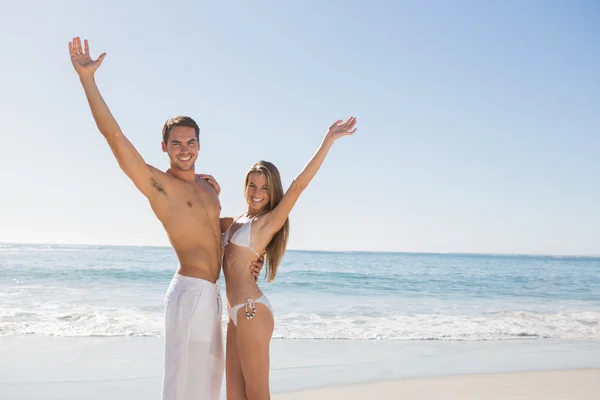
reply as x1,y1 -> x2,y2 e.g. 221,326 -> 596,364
147,168 -> 222,282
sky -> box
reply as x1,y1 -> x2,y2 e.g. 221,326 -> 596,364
0,1 -> 598,255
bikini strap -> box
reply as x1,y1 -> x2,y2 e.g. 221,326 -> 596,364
248,211 -> 268,257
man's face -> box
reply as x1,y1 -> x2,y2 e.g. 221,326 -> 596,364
161,126 -> 199,171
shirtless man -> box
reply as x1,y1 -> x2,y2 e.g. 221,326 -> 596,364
68,37 -> 261,400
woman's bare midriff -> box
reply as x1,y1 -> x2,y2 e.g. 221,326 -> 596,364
223,244 -> 264,306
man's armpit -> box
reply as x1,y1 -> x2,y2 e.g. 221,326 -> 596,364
150,177 -> 167,195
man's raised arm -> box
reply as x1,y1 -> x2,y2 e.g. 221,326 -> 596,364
69,37 -> 155,197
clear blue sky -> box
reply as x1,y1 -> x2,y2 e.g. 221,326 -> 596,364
1,1 -> 598,255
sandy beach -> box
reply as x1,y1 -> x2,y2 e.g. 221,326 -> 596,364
274,369 -> 600,400
2,336 -> 600,399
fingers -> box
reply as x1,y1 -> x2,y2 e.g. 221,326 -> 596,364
197,174 -> 218,187
343,117 -> 357,132
199,174 -> 220,195
203,174 -> 220,194
69,37 -> 83,58
207,177 -> 219,188
249,260 -> 263,279
207,181 -> 219,194
334,117 -> 356,131
250,257 -> 264,269
69,37 -> 100,58
344,116 -> 356,129
330,119 -> 343,129
331,117 -> 357,137
76,37 -> 83,55
197,174 -> 215,180
347,117 -> 357,131
97,52 -> 107,64
69,37 -> 79,57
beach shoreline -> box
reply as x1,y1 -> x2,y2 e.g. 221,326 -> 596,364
2,336 -> 600,399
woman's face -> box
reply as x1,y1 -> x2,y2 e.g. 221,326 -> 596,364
246,172 -> 270,212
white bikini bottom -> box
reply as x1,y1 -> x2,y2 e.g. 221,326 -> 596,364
227,295 -> 273,326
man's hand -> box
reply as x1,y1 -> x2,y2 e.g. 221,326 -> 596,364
250,257 -> 265,281
69,37 -> 106,78
196,174 -> 220,196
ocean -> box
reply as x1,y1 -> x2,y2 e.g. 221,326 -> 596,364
1,243 -> 599,341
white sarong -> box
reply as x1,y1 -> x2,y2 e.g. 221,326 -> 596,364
161,274 -> 224,400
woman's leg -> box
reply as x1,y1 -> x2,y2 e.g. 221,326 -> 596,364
226,319 -> 248,400
236,303 -> 274,400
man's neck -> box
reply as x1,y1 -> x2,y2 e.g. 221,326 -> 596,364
166,167 -> 196,183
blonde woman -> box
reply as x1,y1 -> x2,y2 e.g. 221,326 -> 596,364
201,117 -> 357,399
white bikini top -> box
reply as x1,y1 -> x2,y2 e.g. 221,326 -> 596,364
222,213 -> 264,257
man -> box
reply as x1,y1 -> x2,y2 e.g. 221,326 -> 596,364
68,37 -> 262,400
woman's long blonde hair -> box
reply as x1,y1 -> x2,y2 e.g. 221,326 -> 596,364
245,160 -> 289,282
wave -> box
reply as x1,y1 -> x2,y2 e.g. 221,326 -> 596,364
273,311 -> 600,340
1,307 -> 598,340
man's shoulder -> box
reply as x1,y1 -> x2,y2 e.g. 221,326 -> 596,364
148,166 -> 182,183
145,166 -> 186,194
150,168 -> 213,191
147,164 -> 165,175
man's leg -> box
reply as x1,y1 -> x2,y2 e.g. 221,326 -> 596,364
162,283 -> 201,400
188,288 -> 224,399
161,277 -> 224,400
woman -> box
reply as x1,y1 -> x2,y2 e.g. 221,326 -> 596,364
202,117 -> 357,399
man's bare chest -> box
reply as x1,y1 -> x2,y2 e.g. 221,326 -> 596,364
151,179 -> 220,219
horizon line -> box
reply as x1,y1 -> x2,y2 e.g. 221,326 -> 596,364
2,241 -> 599,259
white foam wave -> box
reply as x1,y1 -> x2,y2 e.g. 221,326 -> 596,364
274,311 -> 600,340
1,307 -> 598,340
0,307 -> 163,337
